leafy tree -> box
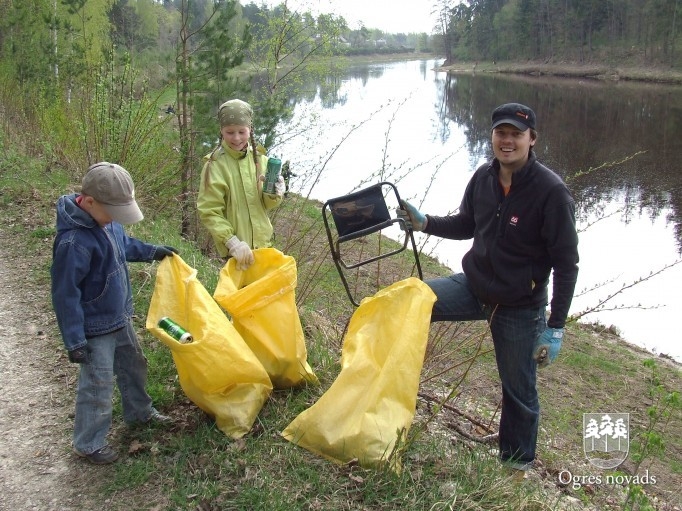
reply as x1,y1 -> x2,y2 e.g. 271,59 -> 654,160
135,0 -> 160,48
1,0 -> 52,86
435,0 -> 461,64
245,2 -> 347,149
570,0 -> 608,60
109,1 -> 143,51
109,0 -> 160,53
492,1 -> 519,60
61,0 -> 114,67
514,0 -> 537,58
174,0 -> 250,237
157,2 -> 181,55
190,0 -> 251,145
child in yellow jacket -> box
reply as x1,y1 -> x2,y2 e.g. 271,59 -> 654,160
197,99 -> 284,269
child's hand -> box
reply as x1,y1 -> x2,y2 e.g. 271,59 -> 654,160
275,176 -> 285,197
225,236 -> 254,270
68,347 -> 89,364
153,246 -> 178,260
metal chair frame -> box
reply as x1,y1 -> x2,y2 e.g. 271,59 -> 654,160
322,181 -> 423,306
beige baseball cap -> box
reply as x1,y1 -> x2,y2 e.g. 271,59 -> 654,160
81,162 -> 144,224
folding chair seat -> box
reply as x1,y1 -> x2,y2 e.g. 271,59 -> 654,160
322,182 -> 423,306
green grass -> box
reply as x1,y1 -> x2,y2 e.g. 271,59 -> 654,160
563,350 -> 622,375
108,457 -> 156,489
30,226 -> 55,238
671,459 -> 682,474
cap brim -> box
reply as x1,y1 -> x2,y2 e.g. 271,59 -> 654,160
492,118 -> 530,131
103,202 -> 144,225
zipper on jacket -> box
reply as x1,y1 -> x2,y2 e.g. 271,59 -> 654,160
495,201 -> 505,237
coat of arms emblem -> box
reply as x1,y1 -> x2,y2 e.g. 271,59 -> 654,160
583,413 -> 629,469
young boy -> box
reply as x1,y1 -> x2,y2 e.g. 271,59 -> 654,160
51,162 -> 178,465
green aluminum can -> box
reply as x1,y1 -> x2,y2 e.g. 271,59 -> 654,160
264,157 -> 282,194
158,317 -> 193,343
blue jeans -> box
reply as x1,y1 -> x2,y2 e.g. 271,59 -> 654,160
427,273 -> 546,470
73,320 -> 153,454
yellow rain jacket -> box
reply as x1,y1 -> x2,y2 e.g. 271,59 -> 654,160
198,142 -> 282,257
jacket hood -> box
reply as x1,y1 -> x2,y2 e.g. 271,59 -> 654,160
55,193 -> 98,233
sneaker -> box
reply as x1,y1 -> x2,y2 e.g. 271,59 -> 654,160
73,445 -> 119,465
145,408 -> 173,425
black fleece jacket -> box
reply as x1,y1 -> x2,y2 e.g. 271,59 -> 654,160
424,152 -> 579,328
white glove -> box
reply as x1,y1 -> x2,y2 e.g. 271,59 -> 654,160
225,236 -> 254,270
274,175 -> 285,197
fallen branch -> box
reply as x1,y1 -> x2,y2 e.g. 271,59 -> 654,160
419,391 -> 496,433
445,421 -> 499,445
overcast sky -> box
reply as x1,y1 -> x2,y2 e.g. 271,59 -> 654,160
261,0 -> 438,34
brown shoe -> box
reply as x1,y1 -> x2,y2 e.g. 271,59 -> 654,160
73,445 -> 119,465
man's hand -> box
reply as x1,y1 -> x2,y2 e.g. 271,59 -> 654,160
68,347 -> 89,364
153,246 -> 178,260
533,327 -> 564,367
225,235 -> 255,270
396,200 -> 427,232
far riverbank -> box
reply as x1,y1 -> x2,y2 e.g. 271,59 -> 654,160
434,59 -> 682,85
335,52 -> 682,85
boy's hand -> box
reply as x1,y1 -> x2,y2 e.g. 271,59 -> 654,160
153,246 -> 178,260
68,347 -> 89,364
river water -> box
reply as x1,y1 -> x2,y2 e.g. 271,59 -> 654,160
272,58 -> 682,363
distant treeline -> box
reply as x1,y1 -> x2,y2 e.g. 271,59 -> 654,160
437,0 -> 682,68
0,1 -> 434,91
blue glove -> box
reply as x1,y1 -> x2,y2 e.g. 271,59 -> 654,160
396,200 -> 427,232
153,245 -> 178,260
533,327 -> 564,367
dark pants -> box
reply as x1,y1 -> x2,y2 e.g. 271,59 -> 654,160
426,273 -> 546,469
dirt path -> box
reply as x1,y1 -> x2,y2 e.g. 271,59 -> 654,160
0,235 -> 102,510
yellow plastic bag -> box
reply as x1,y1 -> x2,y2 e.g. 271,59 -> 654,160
281,277 -> 436,472
213,248 -> 318,389
146,255 -> 272,439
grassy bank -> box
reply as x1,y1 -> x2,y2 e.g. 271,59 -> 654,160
310,51 -> 682,84
435,59 -> 682,85
300,52 -> 682,85
1,127 -> 680,510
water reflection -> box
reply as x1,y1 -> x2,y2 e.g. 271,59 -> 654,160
441,72 -> 682,251
274,59 -> 682,361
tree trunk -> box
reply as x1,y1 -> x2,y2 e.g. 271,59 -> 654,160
177,0 -> 194,239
